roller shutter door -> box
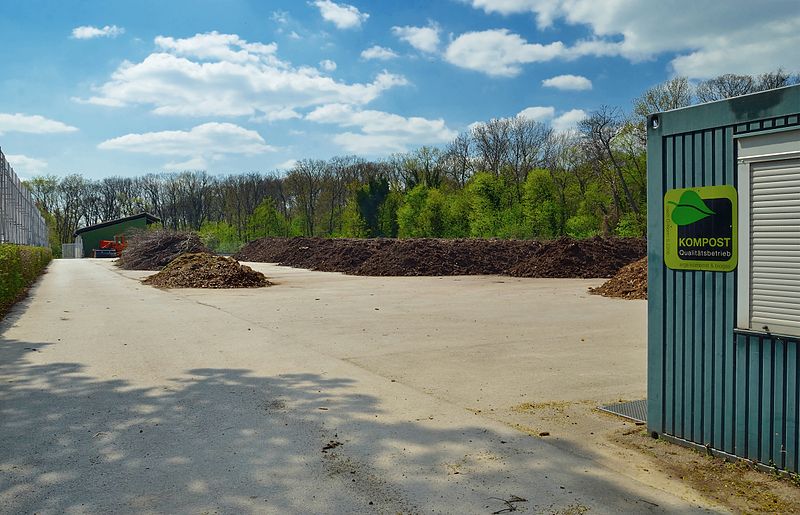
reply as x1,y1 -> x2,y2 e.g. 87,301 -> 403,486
749,158 -> 800,336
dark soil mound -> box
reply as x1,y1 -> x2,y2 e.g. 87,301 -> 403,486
589,257 -> 648,299
507,237 -> 647,278
354,238 -> 539,276
235,237 -> 645,278
143,253 -> 271,288
118,229 -> 209,270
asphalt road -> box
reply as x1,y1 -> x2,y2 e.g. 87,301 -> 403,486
0,259 -> 718,514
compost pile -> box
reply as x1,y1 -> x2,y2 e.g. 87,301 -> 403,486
117,229 -> 209,270
506,237 -> 646,278
589,257 -> 648,299
235,237 -> 646,278
142,253 -> 271,288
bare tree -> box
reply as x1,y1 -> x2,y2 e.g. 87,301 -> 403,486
508,116 -> 551,198
579,107 -> 640,215
444,132 -> 474,188
472,118 -> 511,177
285,159 -> 327,236
754,68 -> 799,91
696,74 -> 755,102
632,76 -> 692,143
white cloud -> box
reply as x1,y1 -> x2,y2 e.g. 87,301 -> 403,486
464,0 -> 800,79
98,122 -> 275,169
361,45 -> 398,60
551,109 -> 586,132
5,154 -> 48,176
271,11 -> 289,24
154,32 -> 279,64
444,29 -> 567,77
275,158 -> 298,169
392,23 -> 440,53
313,0 -> 369,29
515,106 -> 584,132
71,25 -> 124,40
78,32 -> 408,117
306,103 -> 456,154
0,113 -> 79,135
164,156 -> 208,171
319,59 -> 337,71
252,107 -> 302,123
517,106 -> 555,122
542,74 -> 592,90
288,31 -> 302,40
466,0 -> 559,26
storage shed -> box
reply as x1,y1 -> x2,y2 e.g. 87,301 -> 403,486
647,84 -> 800,473
74,213 -> 160,258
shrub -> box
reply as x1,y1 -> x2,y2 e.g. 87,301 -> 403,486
566,215 -> 599,238
0,244 -> 52,316
615,211 -> 647,237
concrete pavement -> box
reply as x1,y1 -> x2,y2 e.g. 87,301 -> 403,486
0,259 -> 719,514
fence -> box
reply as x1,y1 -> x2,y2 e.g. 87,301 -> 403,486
0,147 -> 48,247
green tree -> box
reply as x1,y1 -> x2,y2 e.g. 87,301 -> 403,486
522,169 -> 560,238
247,198 -> 289,238
377,190 -> 402,237
397,185 -> 429,238
198,221 -> 242,253
340,198 -> 368,237
464,172 -> 505,237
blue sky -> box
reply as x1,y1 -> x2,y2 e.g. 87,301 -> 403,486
1,0 -> 798,179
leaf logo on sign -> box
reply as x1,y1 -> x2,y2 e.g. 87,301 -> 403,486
668,190 -> 715,226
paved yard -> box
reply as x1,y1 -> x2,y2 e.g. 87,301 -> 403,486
0,259 -> 717,514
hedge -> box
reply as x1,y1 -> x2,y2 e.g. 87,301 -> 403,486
0,244 -> 52,317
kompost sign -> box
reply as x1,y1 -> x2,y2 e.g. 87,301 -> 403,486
663,185 -> 737,271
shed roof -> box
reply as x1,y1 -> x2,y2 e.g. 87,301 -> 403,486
74,213 -> 161,236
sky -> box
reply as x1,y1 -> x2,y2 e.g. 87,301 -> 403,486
0,0 -> 798,179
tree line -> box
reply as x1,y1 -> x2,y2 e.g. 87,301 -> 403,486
25,70 -> 798,254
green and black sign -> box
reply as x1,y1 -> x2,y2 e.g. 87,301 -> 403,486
664,185 -> 737,271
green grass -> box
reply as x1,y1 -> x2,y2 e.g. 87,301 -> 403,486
0,244 -> 52,317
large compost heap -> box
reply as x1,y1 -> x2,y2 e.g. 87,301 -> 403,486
589,257 -> 648,300
235,237 -> 646,278
143,253 -> 271,288
117,229 -> 209,270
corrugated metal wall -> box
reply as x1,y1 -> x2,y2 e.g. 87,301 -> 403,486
647,88 -> 800,472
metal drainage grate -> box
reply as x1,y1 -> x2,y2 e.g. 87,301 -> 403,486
599,399 -> 647,424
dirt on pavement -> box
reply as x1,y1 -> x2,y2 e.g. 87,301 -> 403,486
142,253 -> 271,288
234,236 -> 646,278
502,399 -> 800,514
589,257 -> 648,299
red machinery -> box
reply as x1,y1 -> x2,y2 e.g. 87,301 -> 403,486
94,234 -> 127,258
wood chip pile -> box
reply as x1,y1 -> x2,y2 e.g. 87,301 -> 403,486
588,257 -> 647,300
142,253 -> 271,288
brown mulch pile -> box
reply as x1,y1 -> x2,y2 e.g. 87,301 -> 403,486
142,253 -> 271,288
507,237 -> 646,279
117,229 -> 210,270
588,257 -> 648,299
234,237 -> 646,278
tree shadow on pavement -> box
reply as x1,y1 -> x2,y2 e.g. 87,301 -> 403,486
0,338 -> 697,514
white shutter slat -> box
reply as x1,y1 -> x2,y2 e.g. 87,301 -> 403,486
749,160 -> 800,336
753,290 -> 800,302
753,283 -> 800,294
750,317 -> 800,330
753,243 -> 800,251
752,200 -> 800,209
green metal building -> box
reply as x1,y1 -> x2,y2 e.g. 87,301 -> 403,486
74,213 -> 160,258
647,85 -> 800,472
